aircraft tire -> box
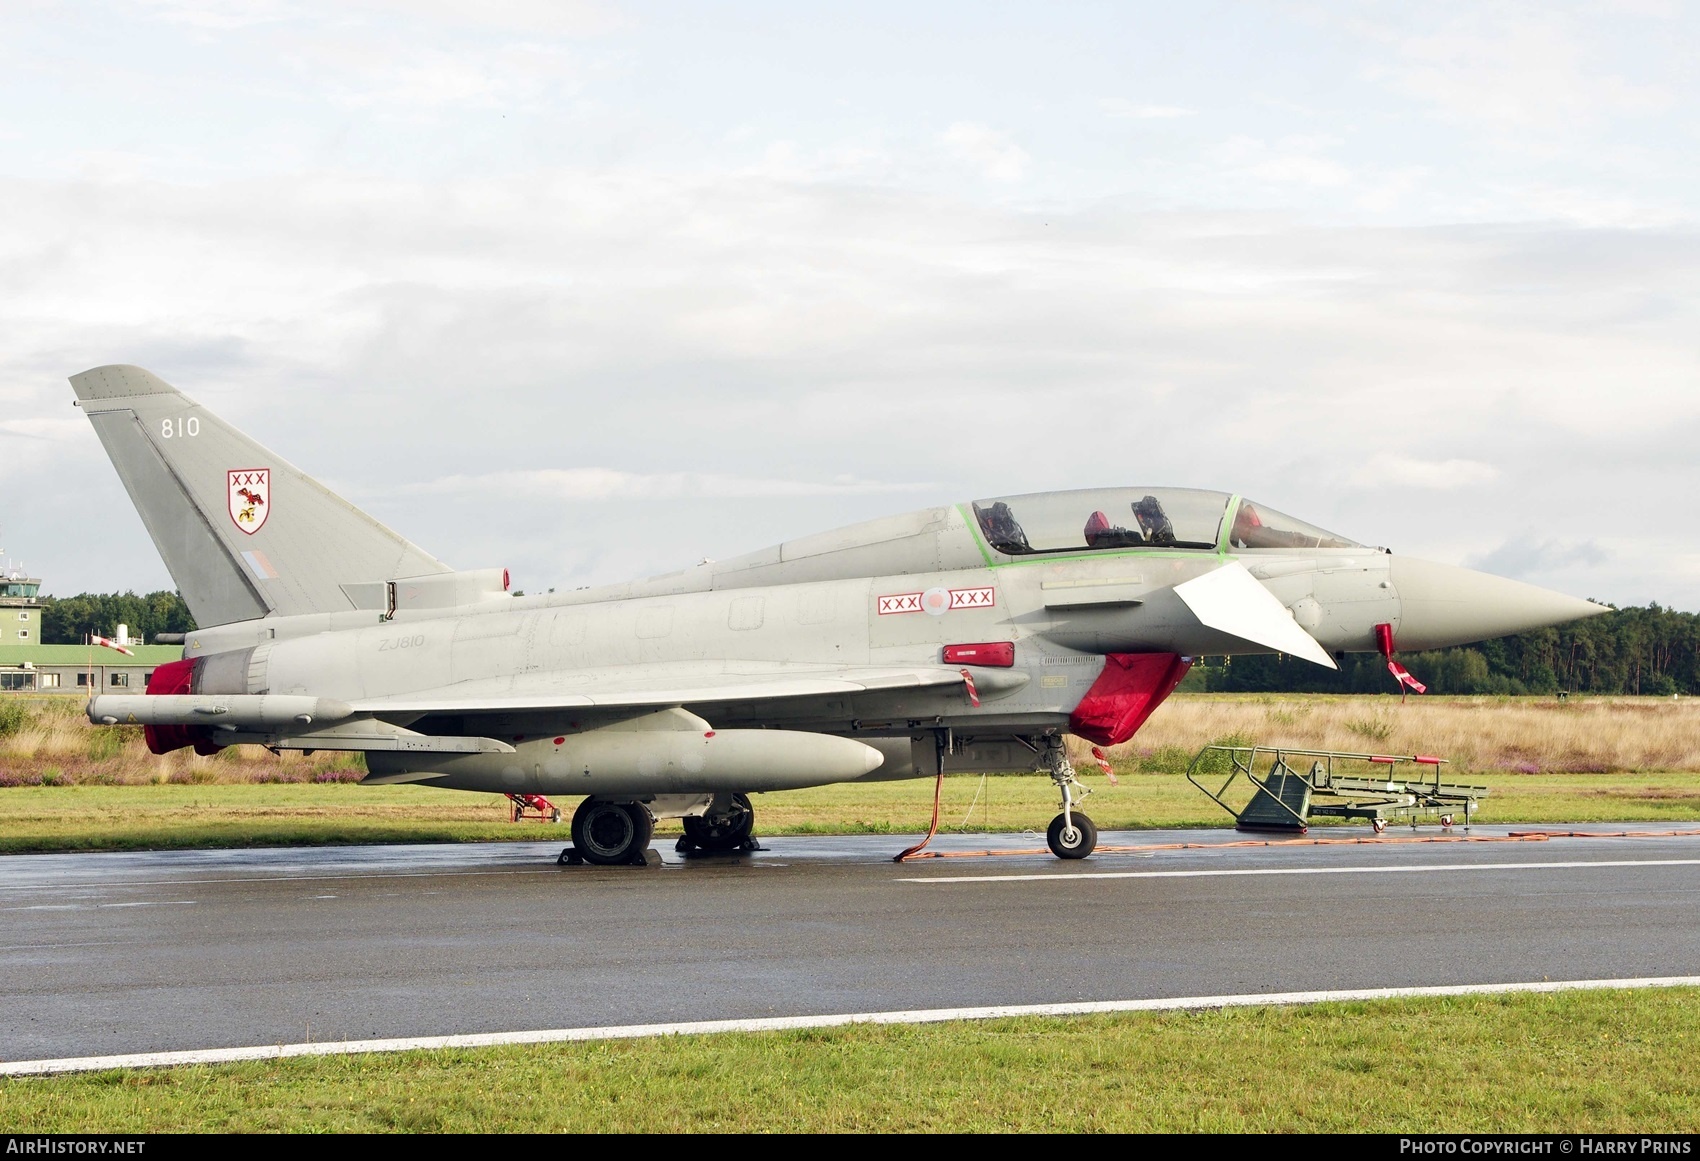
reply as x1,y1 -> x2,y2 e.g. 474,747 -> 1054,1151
1047,811 -> 1097,860
572,799 -> 654,866
681,793 -> 755,852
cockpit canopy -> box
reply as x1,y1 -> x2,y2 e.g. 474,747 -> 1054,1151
971,488 -> 1361,555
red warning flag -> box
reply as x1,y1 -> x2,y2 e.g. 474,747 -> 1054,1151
958,668 -> 980,707
1090,745 -> 1119,786
1374,623 -> 1427,698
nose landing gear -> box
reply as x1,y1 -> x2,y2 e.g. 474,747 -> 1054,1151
1043,737 -> 1097,860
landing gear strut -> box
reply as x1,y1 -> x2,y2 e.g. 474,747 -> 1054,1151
568,799 -> 654,865
1043,737 -> 1097,859
677,792 -> 759,854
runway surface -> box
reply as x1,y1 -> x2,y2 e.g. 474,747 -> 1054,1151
3,825 -> 1699,1063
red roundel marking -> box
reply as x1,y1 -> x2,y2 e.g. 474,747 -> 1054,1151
704,730 -> 716,738
553,736 -> 565,745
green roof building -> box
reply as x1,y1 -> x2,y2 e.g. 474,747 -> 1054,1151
0,567 -> 183,693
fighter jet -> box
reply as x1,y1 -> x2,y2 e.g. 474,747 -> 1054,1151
75,365 -> 1608,862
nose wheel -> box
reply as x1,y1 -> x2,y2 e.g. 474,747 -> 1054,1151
1047,811 -> 1097,859
1042,737 -> 1098,859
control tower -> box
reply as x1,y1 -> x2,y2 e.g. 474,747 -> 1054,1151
0,564 -> 42,647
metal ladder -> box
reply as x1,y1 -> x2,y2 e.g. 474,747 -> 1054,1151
1186,745 -> 1489,833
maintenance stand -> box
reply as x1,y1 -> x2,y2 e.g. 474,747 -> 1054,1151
1186,744 -> 1489,834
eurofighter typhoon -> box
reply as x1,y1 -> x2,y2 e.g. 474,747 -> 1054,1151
76,366 -> 1608,863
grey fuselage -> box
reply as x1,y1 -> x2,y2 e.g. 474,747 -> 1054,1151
69,366 -> 1610,816
148,498 -> 1593,802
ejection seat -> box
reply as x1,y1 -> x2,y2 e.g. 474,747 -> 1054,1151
1082,510 -> 1144,549
976,501 -> 1032,555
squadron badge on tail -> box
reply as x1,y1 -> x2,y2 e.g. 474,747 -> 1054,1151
228,468 -> 270,535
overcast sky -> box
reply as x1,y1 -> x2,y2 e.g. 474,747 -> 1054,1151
2,1 -> 1696,609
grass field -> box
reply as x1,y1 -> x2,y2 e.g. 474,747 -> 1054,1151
1117,692 -> 1700,775
3,988 -> 1696,1132
4,693 -> 1700,853
1,767 -> 1698,854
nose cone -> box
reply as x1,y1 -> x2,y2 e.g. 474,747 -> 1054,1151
1391,556 -> 1611,651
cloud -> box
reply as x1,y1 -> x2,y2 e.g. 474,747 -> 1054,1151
938,123 -> 1030,183
277,30 -> 585,113
138,0 -> 618,34
136,0 -> 304,31
0,418 -> 84,442
1343,6 -> 1672,133
1349,457 -> 1499,490
1214,135 -> 1354,188
1467,537 -> 1609,579
0,418 -> 96,494
6,168 -> 1697,605
397,468 -> 936,501
1098,99 -> 1194,120
357,0 -> 619,34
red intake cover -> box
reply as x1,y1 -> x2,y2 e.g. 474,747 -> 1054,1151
141,657 -> 214,756
1068,652 -> 1192,746
942,642 -> 1015,668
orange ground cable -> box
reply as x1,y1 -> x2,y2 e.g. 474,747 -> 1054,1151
892,769 -> 946,862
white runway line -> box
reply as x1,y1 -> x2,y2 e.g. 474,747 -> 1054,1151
0,867 -> 557,892
3,976 -> 1699,1077
897,857 -> 1700,884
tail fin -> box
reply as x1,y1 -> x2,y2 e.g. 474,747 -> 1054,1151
71,365 -> 450,627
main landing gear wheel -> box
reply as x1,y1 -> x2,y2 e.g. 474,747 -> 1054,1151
1047,811 -> 1098,859
571,799 -> 654,866
680,792 -> 755,853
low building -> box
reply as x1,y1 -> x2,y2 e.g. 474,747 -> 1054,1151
0,567 -> 184,692
0,643 -> 184,693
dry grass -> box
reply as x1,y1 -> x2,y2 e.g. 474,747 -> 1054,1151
0,696 -> 361,786
3,693 -> 1699,794
1107,692 -> 1700,775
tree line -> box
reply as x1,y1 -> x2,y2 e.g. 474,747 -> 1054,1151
38,591 -> 196,645
1196,604 -> 1700,696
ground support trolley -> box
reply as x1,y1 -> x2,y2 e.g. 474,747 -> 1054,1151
506,793 -> 562,823
1185,744 -> 1489,834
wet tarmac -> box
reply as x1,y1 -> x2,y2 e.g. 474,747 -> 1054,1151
3,825 -> 1698,1061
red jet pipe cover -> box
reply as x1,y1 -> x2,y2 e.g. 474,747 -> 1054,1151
140,657 -> 212,756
